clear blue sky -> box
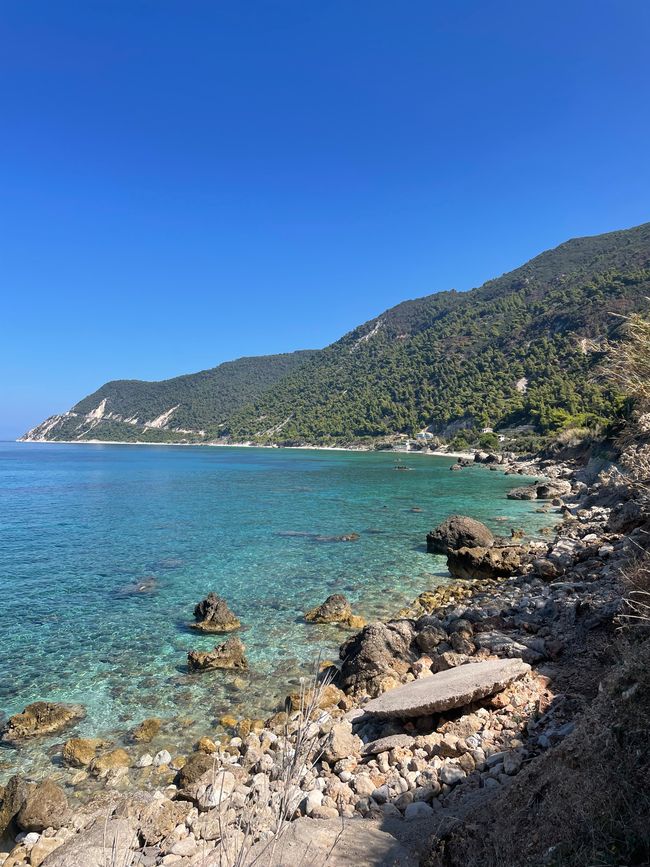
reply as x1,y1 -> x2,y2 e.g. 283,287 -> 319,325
1,1 -> 649,439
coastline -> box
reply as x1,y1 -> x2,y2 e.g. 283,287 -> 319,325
16,437 -> 476,460
3,448 -> 624,866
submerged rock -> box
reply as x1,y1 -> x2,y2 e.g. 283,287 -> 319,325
62,737 -> 104,768
131,718 -> 162,743
363,658 -> 530,718
426,515 -> 495,555
1,701 -> 85,743
192,592 -> 241,633
188,636 -> 249,671
304,593 -> 365,629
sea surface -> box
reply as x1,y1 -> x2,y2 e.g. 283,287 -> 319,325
0,442 -> 554,779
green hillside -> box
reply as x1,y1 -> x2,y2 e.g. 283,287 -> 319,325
225,222 -> 650,443
22,222 -> 650,446
22,351 -> 318,443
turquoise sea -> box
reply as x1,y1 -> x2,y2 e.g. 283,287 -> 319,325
0,442 -> 552,779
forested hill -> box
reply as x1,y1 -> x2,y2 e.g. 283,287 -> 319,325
22,222 -> 650,445
21,351 -> 319,443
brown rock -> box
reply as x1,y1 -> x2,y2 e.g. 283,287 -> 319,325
322,723 -> 362,763
187,636 -> 248,671
16,779 -> 68,832
1,702 -> 85,743
89,748 -> 131,778
426,516 -> 495,555
176,751 -> 215,787
62,737 -> 104,768
339,620 -> 417,697
131,718 -> 162,743
29,836 -> 63,866
192,593 -> 241,633
447,545 -> 526,581
0,775 -> 30,836
287,683 -> 346,712
304,594 -> 365,629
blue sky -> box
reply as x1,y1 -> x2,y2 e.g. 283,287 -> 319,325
1,1 -> 649,439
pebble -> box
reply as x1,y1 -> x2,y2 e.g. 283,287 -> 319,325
404,801 -> 435,820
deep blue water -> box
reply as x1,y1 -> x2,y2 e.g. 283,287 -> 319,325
0,442 -> 551,776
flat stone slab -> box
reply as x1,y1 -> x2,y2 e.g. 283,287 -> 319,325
249,817 -> 417,866
362,658 -> 530,719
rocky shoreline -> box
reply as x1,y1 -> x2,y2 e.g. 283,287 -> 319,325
0,447 -> 645,867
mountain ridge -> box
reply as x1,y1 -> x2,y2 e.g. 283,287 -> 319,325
22,222 -> 650,446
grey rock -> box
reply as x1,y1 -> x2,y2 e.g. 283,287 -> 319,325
361,734 -> 415,756
35,817 -> 139,867
426,516 -> 495,555
247,816 -> 417,865
362,658 -> 530,718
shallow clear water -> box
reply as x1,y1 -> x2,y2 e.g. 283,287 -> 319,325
0,442 -> 552,778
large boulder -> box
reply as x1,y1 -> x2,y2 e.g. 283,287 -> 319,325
16,779 -> 68,832
339,620 -> 417,697
192,592 -> 241,633
362,658 -> 530,718
248,817 -> 417,866
304,594 -> 365,629
1,702 -> 85,743
426,516 -> 494,555
35,817 -> 139,867
536,479 -> 572,499
0,775 -> 30,836
187,636 -> 248,671
447,544 -> 527,581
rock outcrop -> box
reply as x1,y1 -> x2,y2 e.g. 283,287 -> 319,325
187,636 -> 249,671
192,592 -> 241,633
446,544 -> 527,581
507,485 -> 538,500
304,593 -> 365,629
339,620 -> 417,697
426,515 -> 495,554
1,702 -> 85,743
248,817 -> 417,866
362,658 -> 530,718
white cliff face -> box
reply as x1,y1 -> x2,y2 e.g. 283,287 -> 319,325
19,414 -> 72,441
87,398 -> 108,419
352,319 -> 383,350
144,405 -> 180,429
515,377 -> 528,394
